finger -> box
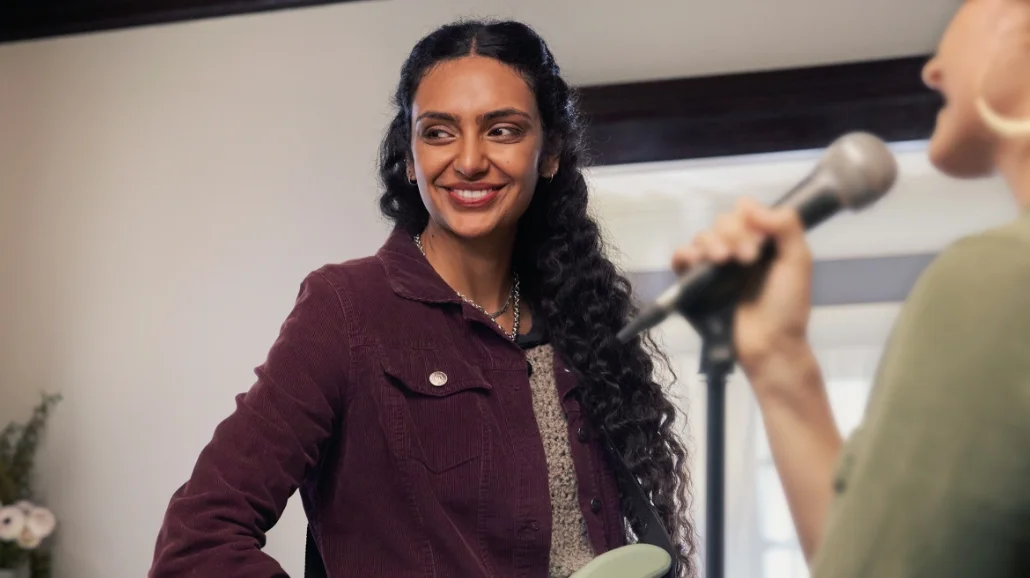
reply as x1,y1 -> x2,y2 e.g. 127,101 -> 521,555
719,203 -> 766,263
712,213 -> 748,260
743,205 -> 810,260
745,206 -> 804,240
671,244 -> 700,274
692,230 -> 731,263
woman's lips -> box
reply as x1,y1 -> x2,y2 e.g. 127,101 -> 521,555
444,186 -> 504,208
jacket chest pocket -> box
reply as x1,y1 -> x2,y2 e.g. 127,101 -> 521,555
380,348 -> 493,473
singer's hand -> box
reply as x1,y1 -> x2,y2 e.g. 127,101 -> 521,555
672,197 -> 813,375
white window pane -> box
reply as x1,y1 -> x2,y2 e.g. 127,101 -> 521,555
826,379 -> 872,437
794,549 -> 810,578
757,466 -> 796,543
754,405 -> 772,461
763,547 -> 795,578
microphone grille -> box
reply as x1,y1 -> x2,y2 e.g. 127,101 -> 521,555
821,132 -> 899,210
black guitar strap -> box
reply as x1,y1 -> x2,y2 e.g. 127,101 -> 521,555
305,524 -> 326,578
582,394 -> 680,578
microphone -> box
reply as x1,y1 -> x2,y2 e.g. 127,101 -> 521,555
616,132 -> 899,343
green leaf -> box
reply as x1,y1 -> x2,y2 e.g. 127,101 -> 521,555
30,547 -> 52,578
2,393 -> 61,501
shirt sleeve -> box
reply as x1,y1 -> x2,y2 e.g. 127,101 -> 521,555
149,270 -> 351,578
811,233 -> 1030,578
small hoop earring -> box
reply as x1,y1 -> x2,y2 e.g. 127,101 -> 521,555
407,177 -> 417,186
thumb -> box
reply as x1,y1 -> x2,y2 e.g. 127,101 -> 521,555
743,203 -> 808,257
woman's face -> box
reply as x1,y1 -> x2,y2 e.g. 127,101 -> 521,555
922,0 -> 1030,177
408,56 -> 557,241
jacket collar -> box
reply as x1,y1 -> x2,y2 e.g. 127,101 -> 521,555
376,228 -> 464,305
377,228 -> 579,397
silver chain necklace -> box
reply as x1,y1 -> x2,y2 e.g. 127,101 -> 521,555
414,234 -> 520,341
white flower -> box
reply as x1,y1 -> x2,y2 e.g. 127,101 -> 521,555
24,506 -> 56,540
13,501 -> 33,514
16,526 -> 41,549
0,506 -> 26,541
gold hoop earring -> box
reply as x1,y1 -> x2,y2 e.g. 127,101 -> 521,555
976,97 -> 1030,138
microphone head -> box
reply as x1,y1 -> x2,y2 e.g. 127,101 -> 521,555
820,132 -> 898,210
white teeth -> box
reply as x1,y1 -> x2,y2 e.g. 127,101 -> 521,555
453,189 -> 496,200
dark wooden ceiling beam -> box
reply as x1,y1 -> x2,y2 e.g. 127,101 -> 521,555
0,0 -> 372,44
577,56 -> 940,166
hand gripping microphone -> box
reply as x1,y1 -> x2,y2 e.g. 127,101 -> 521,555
617,132 -> 899,343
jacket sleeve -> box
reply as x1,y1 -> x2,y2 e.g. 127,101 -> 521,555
149,270 -> 351,577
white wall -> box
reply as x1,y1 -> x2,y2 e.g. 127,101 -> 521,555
0,1 -> 956,576
0,4 -> 403,576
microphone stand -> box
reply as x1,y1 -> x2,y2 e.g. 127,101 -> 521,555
684,305 -> 736,578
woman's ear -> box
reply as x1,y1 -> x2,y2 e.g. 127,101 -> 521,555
405,157 -> 416,182
541,155 -> 560,179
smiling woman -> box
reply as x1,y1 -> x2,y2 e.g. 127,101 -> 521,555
407,56 -> 555,244
150,18 -> 696,578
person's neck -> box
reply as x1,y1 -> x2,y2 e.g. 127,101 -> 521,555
419,223 -> 515,312
997,141 -> 1030,210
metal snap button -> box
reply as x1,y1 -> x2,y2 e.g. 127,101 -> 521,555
429,371 -> 448,387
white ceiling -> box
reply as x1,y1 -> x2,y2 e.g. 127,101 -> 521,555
585,141 -> 1018,271
385,0 -> 958,85
18,0 -> 959,86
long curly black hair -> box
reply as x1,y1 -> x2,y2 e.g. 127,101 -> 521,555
378,19 -> 697,576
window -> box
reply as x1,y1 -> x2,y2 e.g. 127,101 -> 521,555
584,140 -> 1010,576
662,335 -> 885,578
753,376 -> 873,578
659,337 -> 885,576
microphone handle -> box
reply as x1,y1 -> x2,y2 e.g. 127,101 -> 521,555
676,189 -> 844,318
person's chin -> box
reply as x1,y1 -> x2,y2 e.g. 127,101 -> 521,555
445,215 -> 504,240
929,134 -> 996,179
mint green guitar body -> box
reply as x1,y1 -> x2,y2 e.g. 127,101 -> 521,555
569,544 -> 673,578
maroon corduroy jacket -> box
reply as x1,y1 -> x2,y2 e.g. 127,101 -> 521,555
149,229 -> 627,578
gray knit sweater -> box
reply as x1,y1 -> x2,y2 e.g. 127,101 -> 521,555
524,343 -> 597,578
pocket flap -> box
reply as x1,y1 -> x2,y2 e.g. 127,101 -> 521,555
380,348 -> 492,397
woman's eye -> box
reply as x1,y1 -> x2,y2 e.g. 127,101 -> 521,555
423,128 -> 454,140
489,126 -> 523,139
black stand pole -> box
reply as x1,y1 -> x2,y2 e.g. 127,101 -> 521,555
688,307 -> 736,578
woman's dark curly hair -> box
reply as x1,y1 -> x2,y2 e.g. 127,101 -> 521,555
378,19 -> 697,576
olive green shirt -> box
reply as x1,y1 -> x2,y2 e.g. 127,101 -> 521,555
812,210 -> 1030,577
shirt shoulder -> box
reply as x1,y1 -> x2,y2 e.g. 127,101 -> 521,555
813,216 -> 1030,578
315,255 -> 386,286
901,213 -> 1030,334
874,213 -> 1030,413
306,255 -> 392,307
